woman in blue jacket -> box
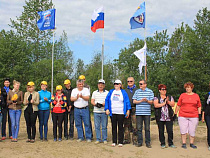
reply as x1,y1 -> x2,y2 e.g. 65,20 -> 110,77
105,79 -> 131,147
38,81 -> 51,141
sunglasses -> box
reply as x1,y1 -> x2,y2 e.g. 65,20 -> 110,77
127,81 -> 133,83
161,89 -> 167,91
139,83 -> 144,85
114,83 -> 120,85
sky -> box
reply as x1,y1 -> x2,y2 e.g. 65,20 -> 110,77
0,0 -> 209,64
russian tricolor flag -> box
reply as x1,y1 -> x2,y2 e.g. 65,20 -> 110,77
91,6 -> 104,33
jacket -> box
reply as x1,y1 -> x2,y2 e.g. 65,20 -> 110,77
105,89 -> 131,117
38,90 -> 51,110
62,87 -> 74,108
7,90 -> 23,110
51,93 -> 67,113
0,95 -> 5,113
23,91 -> 40,111
1,87 -> 11,109
203,92 -> 210,116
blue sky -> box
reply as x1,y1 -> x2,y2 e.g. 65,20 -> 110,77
0,0 -> 209,64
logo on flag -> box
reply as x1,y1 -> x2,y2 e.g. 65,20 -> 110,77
37,8 -> 56,30
91,6 -> 104,33
130,2 -> 145,29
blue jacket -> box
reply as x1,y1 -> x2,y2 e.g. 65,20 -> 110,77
105,89 -> 131,117
38,90 -> 51,110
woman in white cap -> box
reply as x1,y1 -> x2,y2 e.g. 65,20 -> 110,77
105,79 -> 131,147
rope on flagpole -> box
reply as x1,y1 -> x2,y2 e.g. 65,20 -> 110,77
101,28 -> 104,80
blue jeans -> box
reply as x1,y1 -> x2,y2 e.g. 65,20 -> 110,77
94,112 -> 108,142
38,110 -> 50,139
74,107 -> 92,140
136,115 -> 151,145
9,109 -> 22,139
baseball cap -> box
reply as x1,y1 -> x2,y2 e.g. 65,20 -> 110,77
114,79 -> 122,84
98,79 -> 105,84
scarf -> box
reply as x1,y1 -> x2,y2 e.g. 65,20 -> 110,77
4,86 -> 10,94
127,85 -> 136,93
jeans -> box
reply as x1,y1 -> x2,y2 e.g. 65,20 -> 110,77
38,110 -> 50,139
205,115 -> 210,146
157,121 -> 173,146
9,109 -> 22,139
111,114 -> 124,144
74,107 -> 92,140
52,112 -> 64,139
24,107 -> 38,140
136,115 -> 151,145
1,108 -> 12,137
94,112 -> 108,142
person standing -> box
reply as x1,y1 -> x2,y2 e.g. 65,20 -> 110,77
175,82 -> 201,149
51,85 -> 67,142
124,77 -> 138,144
23,81 -> 39,143
38,81 -> 51,141
1,78 -> 12,140
63,79 -> 74,140
71,80 -> 92,142
202,81 -> 210,151
91,79 -> 109,144
105,79 -> 131,147
154,84 -> 176,148
133,80 -> 154,148
7,80 -> 23,142
0,88 -> 5,141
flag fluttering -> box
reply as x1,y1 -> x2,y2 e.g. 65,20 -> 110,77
134,42 -> 147,74
91,6 -> 104,33
37,8 -> 56,30
130,2 -> 145,29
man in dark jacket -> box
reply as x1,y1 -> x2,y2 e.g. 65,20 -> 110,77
1,78 -> 12,140
63,79 -> 74,140
124,77 -> 138,144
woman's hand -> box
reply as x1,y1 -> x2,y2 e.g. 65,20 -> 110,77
125,110 -> 130,118
105,109 -> 110,115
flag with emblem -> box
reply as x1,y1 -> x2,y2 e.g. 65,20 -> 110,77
130,2 -> 145,29
91,6 -> 104,33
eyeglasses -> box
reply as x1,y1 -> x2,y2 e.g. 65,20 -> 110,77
161,89 -> 167,91
127,81 -> 133,83
114,83 -> 120,85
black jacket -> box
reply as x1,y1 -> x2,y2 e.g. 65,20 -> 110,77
63,87 -> 74,109
1,87 -> 10,109
203,92 -> 210,116
125,86 -> 138,107
0,95 -> 5,112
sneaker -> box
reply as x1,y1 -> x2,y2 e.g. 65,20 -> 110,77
95,141 -> 100,144
87,139 -> 91,143
69,137 -> 74,140
182,143 -> 187,149
190,144 -> 197,149
58,138 -> 62,142
135,143 -> 142,147
104,141 -> 108,144
208,146 -> 210,151
54,138 -> 57,142
44,138 -> 48,141
1,137 -> 6,140
26,139 -> 31,143
169,145 -> 177,148
77,139 -> 82,142
9,136 -> 13,139
40,138 -> 43,142
64,137 -> 68,140
161,145 -> 166,149
118,144 -> 123,147
111,143 -> 116,147
30,139 -> 35,143
146,144 -> 152,148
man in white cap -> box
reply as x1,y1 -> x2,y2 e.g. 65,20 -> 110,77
91,79 -> 109,144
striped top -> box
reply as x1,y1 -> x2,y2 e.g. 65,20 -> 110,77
132,88 -> 154,115
91,90 -> 109,113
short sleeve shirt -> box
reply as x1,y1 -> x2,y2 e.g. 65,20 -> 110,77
71,87 -> 90,108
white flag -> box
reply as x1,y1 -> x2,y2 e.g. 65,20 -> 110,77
134,42 -> 147,74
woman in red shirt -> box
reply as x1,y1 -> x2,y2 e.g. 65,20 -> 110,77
175,82 -> 201,149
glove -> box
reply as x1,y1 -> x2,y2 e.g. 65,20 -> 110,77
199,114 -> 202,121
173,114 -> 177,121
95,103 -> 103,108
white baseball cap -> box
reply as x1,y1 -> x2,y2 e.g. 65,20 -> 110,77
114,79 -> 122,84
98,79 -> 105,84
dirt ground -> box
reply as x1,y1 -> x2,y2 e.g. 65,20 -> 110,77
0,113 -> 210,158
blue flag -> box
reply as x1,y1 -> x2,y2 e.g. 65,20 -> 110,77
37,9 -> 56,30
130,2 -> 145,29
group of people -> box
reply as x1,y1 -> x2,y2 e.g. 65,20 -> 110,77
0,76 -> 210,151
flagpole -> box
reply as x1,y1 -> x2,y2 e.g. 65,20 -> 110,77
51,30 -> 55,94
101,28 -> 104,79
144,28 -> 147,81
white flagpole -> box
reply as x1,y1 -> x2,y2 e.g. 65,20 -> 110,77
144,28 -> 147,81
51,30 -> 55,94
101,28 -> 104,79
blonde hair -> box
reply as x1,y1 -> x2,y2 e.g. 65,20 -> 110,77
13,80 -> 20,86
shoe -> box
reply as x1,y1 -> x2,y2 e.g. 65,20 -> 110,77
26,139 -> 31,143
64,137 -> 68,140
86,139 -> 91,143
182,143 -> 187,149
1,137 -> 6,140
69,137 -> 74,140
104,141 -> 108,144
208,146 -> 210,151
146,144 -> 152,148
9,136 -> 13,139
111,143 -> 116,147
30,139 -> 35,143
44,138 -> 48,141
95,141 -> 100,144
190,144 -> 197,149
11,139 -> 16,142
161,145 -> 166,149
123,140 -> 130,144
169,145 -> 177,148
118,144 -> 123,147
135,143 -> 142,147
54,138 -> 57,142
40,138 -> 43,142
77,139 -> 82,142
58,138 -> 62,142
